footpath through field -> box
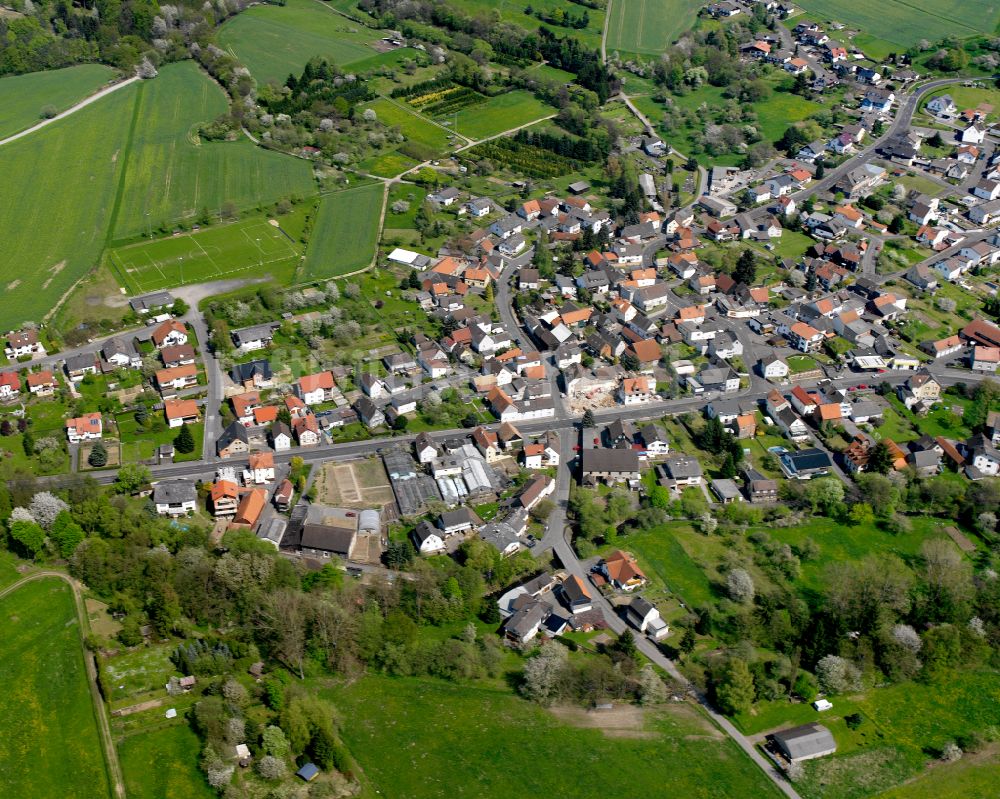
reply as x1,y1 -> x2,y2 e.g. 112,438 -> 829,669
0,76 -> 140,149
0,572 -> 127,799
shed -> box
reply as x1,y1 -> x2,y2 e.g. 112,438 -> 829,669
772,723 -> 837,762
296,763 -> 320,782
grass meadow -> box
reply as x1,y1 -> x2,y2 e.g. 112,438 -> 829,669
0,578 -> 111,799
117,720 -> 214,799
359,150 -> 420,178
364,97 -> 454,152
0,79 -> 136,327
113,62 -> 315,238
217,0 -> 377,85
452,91 -> 555,140
794,0 -> 997,50
109,211 -> 304,293
327,675 -> 784,798
0,64 -> 116,139
605,0 -> 703,55
303,184 -> 384,279
451,0 -> 606,49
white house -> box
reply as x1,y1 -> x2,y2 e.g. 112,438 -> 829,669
625,596 -> 669,640
760,355 -> 789,381
153,481 -> 197,517
926,94 -> 957,116
65,412 -> 103,443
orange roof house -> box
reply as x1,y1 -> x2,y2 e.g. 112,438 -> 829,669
253,406 -> 279,425
629,338 -> 661,364
602,550 -> 647,590
231,488 -> 267,528
164,398 -> 199,425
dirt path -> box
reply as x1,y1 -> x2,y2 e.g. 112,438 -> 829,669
0,76 -> 140,148
1,572 -> 127,799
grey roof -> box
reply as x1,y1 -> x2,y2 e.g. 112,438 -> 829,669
231,323 -> 278,348
65,352 -> 97,372
300,523 -> 354,555
580,448 -> 641,474
231,359 -> 272,383
773,723 -> 836,760
629,595 -> 656,618
439,507 -> 483,530
782,448 -> 831,471
412,521 -> 440,546
710,478 -> 742,501
129,291 -> 174,312
217,421 -> 250,451
153,480 -> 196,505
664,454 -> 703,479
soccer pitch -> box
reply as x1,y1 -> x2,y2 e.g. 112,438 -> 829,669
110,218 -> 301,293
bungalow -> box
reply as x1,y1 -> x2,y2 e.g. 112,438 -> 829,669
231,323 -> 278,351
26,370 -> 57,396
65,412 -> 102,443
580,448 -> 641,485
428,186 -> 461,206
164,398 -> 199,428
927,94 -> 957,116
153,480 -> 198,517
779,447 -> 832,479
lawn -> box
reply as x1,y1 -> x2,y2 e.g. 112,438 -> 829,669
606,0 -> 704,55
453,91 -> 555,141
327,675 -> 784,799
108,208 -> 307,293
217,0 -> 378,85
0,578 -> 111,799
116,416 -> 206,464
0,78 -> 136,327
874,755 -> 1000,798
0,64 -> 116,139
787,355 -> 821,374
113,62 -> 316,238
303,184 -> 385,279
794,0 -> 996,51
365,96 -> 453,154
923,86 -> 1000,122
117,722 -> 214,799
384,183 -> 428,229
100,644 -> 178,706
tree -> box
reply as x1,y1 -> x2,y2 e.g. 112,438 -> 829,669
620,351 -> 640,372
727,568 -> 755,603
814,161 -> 825,179
715,658 -> 755,715
392,414 -> 409,431
680,627 -> 697,656
867,442 -> 894,475
816,655 -> 862,694
521,640 -> 568,704
256,755 -> 285,781
134,404 -> 149,425
928,131 -> 944,148
51,511 -> 84,558
638,664 -> 669,705
384,540 -> 415,570
29,492 -> 68,530
174,423 -> 195,454
87,441 -> 108,468
116,463 -> 152,495
8,519 -> 45,557
733,249 -> 757,286
261,725 -> 290,758
888,213 -> 905,234
918,538 -> 973,624
581,409 -> 595,428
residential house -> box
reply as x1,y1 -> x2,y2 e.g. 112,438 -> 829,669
600,550 -> 647,591
153,480 -> 197,517
65,412 -> 102,443
231,323 -> 278,351
151,319 -> 188,349
164,398 -> 199,428
625,596 -> 669,640
297,371 -> 336,405
5,328 -> 45,359
26,370 -> 57,396
217,421 -> 250,458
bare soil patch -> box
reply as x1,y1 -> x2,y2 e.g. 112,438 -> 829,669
549,704 -> 658,739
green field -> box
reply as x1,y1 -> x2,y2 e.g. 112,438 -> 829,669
794,0 -> 999,51
118,722 -> 214,799
875,756 -> 1000,798
0,80 -> 136,327
364,97 -> 454,152
606,0 -> 702,55
451,0 -> 606,49
303,184 -> 384,279
0,64 -> 116,139
0,578 -> 111,799
109,214 -> 303,293
218,0 -> 378,84
359,150 -> 420,178
621,523 -> 716,606
328,675 -> 784,798
453,91 -> 555,140
113,62 -> 315,238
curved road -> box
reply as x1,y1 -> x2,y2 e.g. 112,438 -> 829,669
0,572 -> 126,799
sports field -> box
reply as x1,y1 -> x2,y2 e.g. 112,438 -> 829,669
109,215 -> 303,293
0,80 -> 136,327
113,62 -> 315,238
452,91 -> 555,140
795,0 -> 999,50
303,184 -> 384,279
0,578 -> 112,799
0,64 -> 116,139
218,0 -> 377,84
605,0 -> 702,55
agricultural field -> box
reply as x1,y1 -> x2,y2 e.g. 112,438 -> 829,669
794,0 -> 998,52
217,0 -> 378,85
0,578 -> 111,799
605,0 -> 703,56
117,721 -> 214,799
303,184 -> 385,279
0,79 -> 136,327
452,91 -> 555,140
113,62 -> 316,238
0,64 -> 116,139
327,675 -> 785,799
108,210 -> 306,293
